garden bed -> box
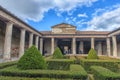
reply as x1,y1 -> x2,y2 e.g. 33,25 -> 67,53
90,66 -> 120,80
0,64 -> 87,79
80,59 -> 120,72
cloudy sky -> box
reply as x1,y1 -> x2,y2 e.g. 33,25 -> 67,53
0,0 -> 120,31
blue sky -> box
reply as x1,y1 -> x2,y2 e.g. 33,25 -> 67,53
0,0 -> 120,31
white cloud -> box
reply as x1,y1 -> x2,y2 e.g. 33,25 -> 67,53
86,4 -> 120,31
78,13 -> 88,18
0,0 -> 98,22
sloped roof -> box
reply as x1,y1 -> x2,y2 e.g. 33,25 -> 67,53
51,23 -> 76,28
40,31 -> 110,35
76,31 -> 110,35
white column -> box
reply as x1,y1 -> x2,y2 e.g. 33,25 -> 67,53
51,37 -> 54,54
98,42 -> 102,55
72,37 -> 76,54
4,21 -> 13,60
19,29 -> 26,58
29,33 -> 33,48
106,38 -> 111,56
80,41 -> 84,54
91,37 -> 94,49
40,38 -> 43,54
112,36 -> 117,57
35,36 -> 39,49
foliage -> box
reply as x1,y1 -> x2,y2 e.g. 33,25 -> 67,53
80,59 -> 120,72
17,45 -> 47,70
0,61 -> 17,69
90,66 -> 120,80
87,48 -> 98,59
0,76 -> 72,80
47,59 -> 74,70
53,47 -> 64,59
0,65 -> 88,79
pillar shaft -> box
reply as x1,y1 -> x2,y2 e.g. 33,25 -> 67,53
35,36 -> 39,49
40,38 -> 43,54
4,21 -> 13,60
29,33 -> 33,48
106,38 -> 111,56
112,36 -> 117,57
51,37 -> 54,54
98,42 -> 102,55
19,29 -> 26,58
91,37 -> 94,49
80,41 -> 84,54
72,38 -> 76,54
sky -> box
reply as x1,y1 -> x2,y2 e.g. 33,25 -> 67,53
0,0 -> 120,31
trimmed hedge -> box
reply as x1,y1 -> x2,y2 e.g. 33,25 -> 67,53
0,65 -> 88,79
90,66 -> 120,80
0,61 -> 17,69
87,48 -> 98,59
80,59 -> 120,72
47,59 -> 74,70
0,76 -> 72,80
17,45 -> 47,70
53,47 -> 64,59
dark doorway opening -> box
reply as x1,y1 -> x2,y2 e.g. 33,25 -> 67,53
84,41 -> 91,54
57,39 -> 71,55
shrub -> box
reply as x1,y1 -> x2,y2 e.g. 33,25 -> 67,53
87,48 -> 98,59
80,59 -> 120,72
17,45 -> 47,70
53,47 -> 64,59
0,61 -> 17,69
0,65 -> 88,79
47,59 -> 74,70
90,66 -> 120,80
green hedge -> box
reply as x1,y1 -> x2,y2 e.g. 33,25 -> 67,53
0,76 -> 72,80
0,65 -> 87,79
17,45 -> 47,70
80,59 -> 120,72
53,47 -> 64,59
87,48 -> 98,59
47,59 -> 74,70
0,61 -> 17,69
90,66 -> 120,80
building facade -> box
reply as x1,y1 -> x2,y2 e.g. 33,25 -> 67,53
0,6 -> 120,61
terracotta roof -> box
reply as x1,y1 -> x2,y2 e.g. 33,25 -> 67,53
40,31 -> 52,34
40,31 -> 110,35
76,31 -> 110,35
51,23 -> 76,28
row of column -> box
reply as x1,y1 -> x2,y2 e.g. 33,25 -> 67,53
50,37 -> 118,57
3,21 -> 43,61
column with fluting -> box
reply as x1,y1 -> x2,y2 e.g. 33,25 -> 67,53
29,33 -> 33,48
72,37 -> 76,54
106,37 -> 111,56
19,29 -> 26,58
112,35 -> 117,57
51,37 -> 54,54
91,37 -> 94,49
4,21 -> 13,60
